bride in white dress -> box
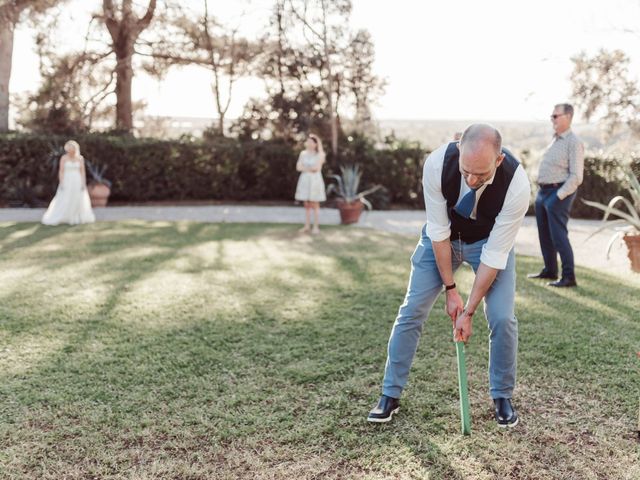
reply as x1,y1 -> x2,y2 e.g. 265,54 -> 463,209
42,140 -> 96,226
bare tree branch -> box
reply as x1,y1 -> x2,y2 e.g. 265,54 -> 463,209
134,49 -> 209,66
286,0 -> 323,41
102,0 -> 120,39
135,0 -> 156,36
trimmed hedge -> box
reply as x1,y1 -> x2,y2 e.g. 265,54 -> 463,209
569,156 -> 639,219
0,132 -> 425,209
0,132 -> 637,219
0,133 -> 301,205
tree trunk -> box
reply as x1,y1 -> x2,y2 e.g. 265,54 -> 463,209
328,84 -> 338,156
114,44 -> 134,132
103,0 -> 156,134
325,60 -> 338,156
217,115 -> 224,136
320,0 -> 338,156
0,17 -> 15,132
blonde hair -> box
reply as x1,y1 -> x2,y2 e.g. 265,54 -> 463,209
308,134 -> 325,156
64,140 -> 81,157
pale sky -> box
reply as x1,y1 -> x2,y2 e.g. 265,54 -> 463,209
9,0 -> 640,124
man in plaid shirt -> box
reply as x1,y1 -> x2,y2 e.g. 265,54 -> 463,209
528,103 -> 584,287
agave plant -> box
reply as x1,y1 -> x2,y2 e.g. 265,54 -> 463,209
326,164 -> 381,209
583,166 -> 640,258
85,159 -> 112,189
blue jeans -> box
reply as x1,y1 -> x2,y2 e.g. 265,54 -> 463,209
534,187 -> 576,279
382,225 -> 518,400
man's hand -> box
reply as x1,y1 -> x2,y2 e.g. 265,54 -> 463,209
445,289 -> 464,326
454,309 -> 474,343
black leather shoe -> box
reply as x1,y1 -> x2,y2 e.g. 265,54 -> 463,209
494,398 -> 518,428
527,271 -> 558,280
548,277 -> 577,288
367,395 -> 400,423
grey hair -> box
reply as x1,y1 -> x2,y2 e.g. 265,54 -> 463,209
555,103 -> 574,118
459,124 -> 502,155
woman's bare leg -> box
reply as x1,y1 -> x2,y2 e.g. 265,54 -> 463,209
312,202 -> 320,234
299,202 -> 311,232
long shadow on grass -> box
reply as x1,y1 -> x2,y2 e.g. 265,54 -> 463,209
0,223 -> 68,257
0,223 -> 463,477
1,226 -> 637,478
0,222 -> 211,335
515,256 -> 639,376
515,255 -> 640,417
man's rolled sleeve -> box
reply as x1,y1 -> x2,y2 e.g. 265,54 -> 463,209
480,246 -> 511,271
426,221 -> 451,242
422,145 -> 451,242
480,166 -> 531,269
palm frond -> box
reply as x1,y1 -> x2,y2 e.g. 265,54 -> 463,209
583,219 -> 629,242
603,196 -> 639,223
329,174 -> 345,197
582,199 -> 640,230
606,231 -> 626,259
357,185 -> 382,199
359,196 -> 373,210
626,170 -> 640,209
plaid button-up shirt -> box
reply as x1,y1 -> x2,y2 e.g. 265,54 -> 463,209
536,129 -> 584,200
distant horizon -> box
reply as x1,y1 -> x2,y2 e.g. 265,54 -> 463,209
138,113 -> 593,127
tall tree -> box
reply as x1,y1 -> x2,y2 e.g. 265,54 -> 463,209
570,49 -> 640,138
0,0 -> 63,132
98,0 -> 156,133
235,0 -> 326,141
199,1 -> 256,136
234,0 -> 383,145
286,0 -> 352,155
143,0 -> 257,137
233,2 -> 332,143
343,29 -> 386,134
17,46 -> 116,134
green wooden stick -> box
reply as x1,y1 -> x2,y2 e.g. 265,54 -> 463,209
455,341 -> 472,435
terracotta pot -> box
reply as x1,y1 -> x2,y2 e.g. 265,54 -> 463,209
337,200 -> 364,224
88,182 -> 111,207
623,234 -> 640,273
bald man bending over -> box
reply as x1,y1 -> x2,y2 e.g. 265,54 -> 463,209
368,124 -> 531,428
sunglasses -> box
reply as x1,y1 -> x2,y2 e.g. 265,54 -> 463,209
550,113 -> 567,120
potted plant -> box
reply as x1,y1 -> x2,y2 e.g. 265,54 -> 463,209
583,166 -> 640,272
326,164 -> 382,224
86,160 -> 112,207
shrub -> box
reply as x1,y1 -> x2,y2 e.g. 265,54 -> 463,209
571,156 -> 640,219
0,133 -> 300,205
0,132 -> 637,219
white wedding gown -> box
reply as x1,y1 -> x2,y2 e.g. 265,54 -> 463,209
42,161 -> 96,225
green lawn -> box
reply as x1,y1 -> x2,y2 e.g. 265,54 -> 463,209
0,221 -> 638,479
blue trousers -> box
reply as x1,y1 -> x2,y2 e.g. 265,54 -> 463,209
534,187 -> 577,279
382,226 -> 518,400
